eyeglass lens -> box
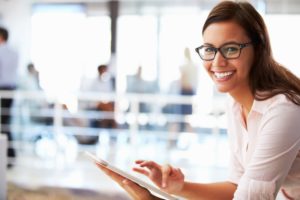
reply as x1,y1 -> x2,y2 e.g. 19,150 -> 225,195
200,43 -> 241,60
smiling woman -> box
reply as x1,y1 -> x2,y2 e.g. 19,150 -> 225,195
94,1 -> 300,200
201,21 -> 255,96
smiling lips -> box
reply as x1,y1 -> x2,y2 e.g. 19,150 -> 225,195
214,71 -> 235,80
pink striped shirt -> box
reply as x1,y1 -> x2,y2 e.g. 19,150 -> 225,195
227,94 -> 300,200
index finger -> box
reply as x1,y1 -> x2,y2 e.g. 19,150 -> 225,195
135,160 -> 161,169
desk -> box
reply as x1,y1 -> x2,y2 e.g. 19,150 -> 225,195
7,182 -> 129,200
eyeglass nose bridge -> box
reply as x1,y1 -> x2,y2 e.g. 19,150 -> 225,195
211,47 -> 228,60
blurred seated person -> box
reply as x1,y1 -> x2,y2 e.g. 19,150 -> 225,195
18,63 -> 44,125
82,64 -> 116,130
126,66 -> 156,113
19,63 -> 40,91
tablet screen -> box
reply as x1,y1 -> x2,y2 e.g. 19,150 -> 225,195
84,151 -> 179,200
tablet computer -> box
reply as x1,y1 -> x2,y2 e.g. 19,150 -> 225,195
84,151 -> 179,200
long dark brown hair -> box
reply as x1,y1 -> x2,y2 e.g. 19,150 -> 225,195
202,1 -> 300,105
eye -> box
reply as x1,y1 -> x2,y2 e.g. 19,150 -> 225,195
225,46 -> 239,53
203,46 -> 216,54
222,45 -> 239,53
222,45 -> 239,55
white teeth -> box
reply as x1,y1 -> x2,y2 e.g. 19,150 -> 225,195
214,71 -> 233,79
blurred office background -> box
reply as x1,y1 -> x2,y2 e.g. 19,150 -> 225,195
0,0 -> 300,199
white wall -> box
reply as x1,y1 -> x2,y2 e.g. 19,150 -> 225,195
265,15 -> 300,77
0,0 -> 32,75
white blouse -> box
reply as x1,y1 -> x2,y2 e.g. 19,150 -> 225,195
227,94 -> 300,200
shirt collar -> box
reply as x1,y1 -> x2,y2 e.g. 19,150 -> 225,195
251,99 -> 269,114
229,93 -> 277,115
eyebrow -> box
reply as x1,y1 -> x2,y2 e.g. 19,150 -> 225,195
202,41 -> 245,47
203,43 -> 213,46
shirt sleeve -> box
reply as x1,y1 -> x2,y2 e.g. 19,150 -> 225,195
233,102 -> 300,200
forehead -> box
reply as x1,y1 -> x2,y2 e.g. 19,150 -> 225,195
203,21 -> 249,45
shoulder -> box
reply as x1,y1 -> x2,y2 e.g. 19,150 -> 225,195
0,44 -> 18,56
254,95 -> 300,136
270,95 -> 299,112
253,94 -> 300,115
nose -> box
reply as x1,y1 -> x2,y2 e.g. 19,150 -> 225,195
212,51 -> 227,67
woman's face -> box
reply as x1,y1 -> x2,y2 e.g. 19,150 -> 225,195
202,21 -> 254,96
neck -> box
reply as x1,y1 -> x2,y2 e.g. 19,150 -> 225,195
230,88 -> 254,116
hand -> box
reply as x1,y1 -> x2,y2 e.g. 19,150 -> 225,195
95,163 -> 162,200
133,160 -> 184,194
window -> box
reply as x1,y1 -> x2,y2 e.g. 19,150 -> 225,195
31,4 -> 111,98
265,14 -> 300,76
117,15 -> 158,92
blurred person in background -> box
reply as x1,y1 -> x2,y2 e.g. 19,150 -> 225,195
19,63 -> 40,91
0,26 -> 18,161
18,63 -> 43,127
95,1 -> 300,199
89,64 -> 116,129
127,66 -> 155,113
178,47 -> 198,132
179,47 -> 198,105
78,64 -> 116,144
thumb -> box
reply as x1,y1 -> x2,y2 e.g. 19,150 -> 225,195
161,164 -> 171,188
122,179 -> 153,200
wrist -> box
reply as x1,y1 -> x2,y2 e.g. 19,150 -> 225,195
168,181 -> 186,196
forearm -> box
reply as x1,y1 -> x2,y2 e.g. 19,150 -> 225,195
174,181 -> 237,200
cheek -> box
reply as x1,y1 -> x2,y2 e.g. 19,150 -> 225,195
241,50 -> 255,74
232,56 -> 252,76
241,59 -> 253,76
203,61 -> 211,73
235,64 -> 251,83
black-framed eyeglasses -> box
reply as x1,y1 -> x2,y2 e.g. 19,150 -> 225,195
195,42 -> 252,61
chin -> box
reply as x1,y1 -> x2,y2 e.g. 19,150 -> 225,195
215,86 -> 231,93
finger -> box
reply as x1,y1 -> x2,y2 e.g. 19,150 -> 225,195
121,179 -> 153,200
138,161 -> 161,170
172,167 -> 182,176
132,167 -> 150,176
161,164 -> 172,188
135,160 -> 146,164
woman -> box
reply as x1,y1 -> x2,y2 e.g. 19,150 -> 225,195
96,1 -> 300,199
